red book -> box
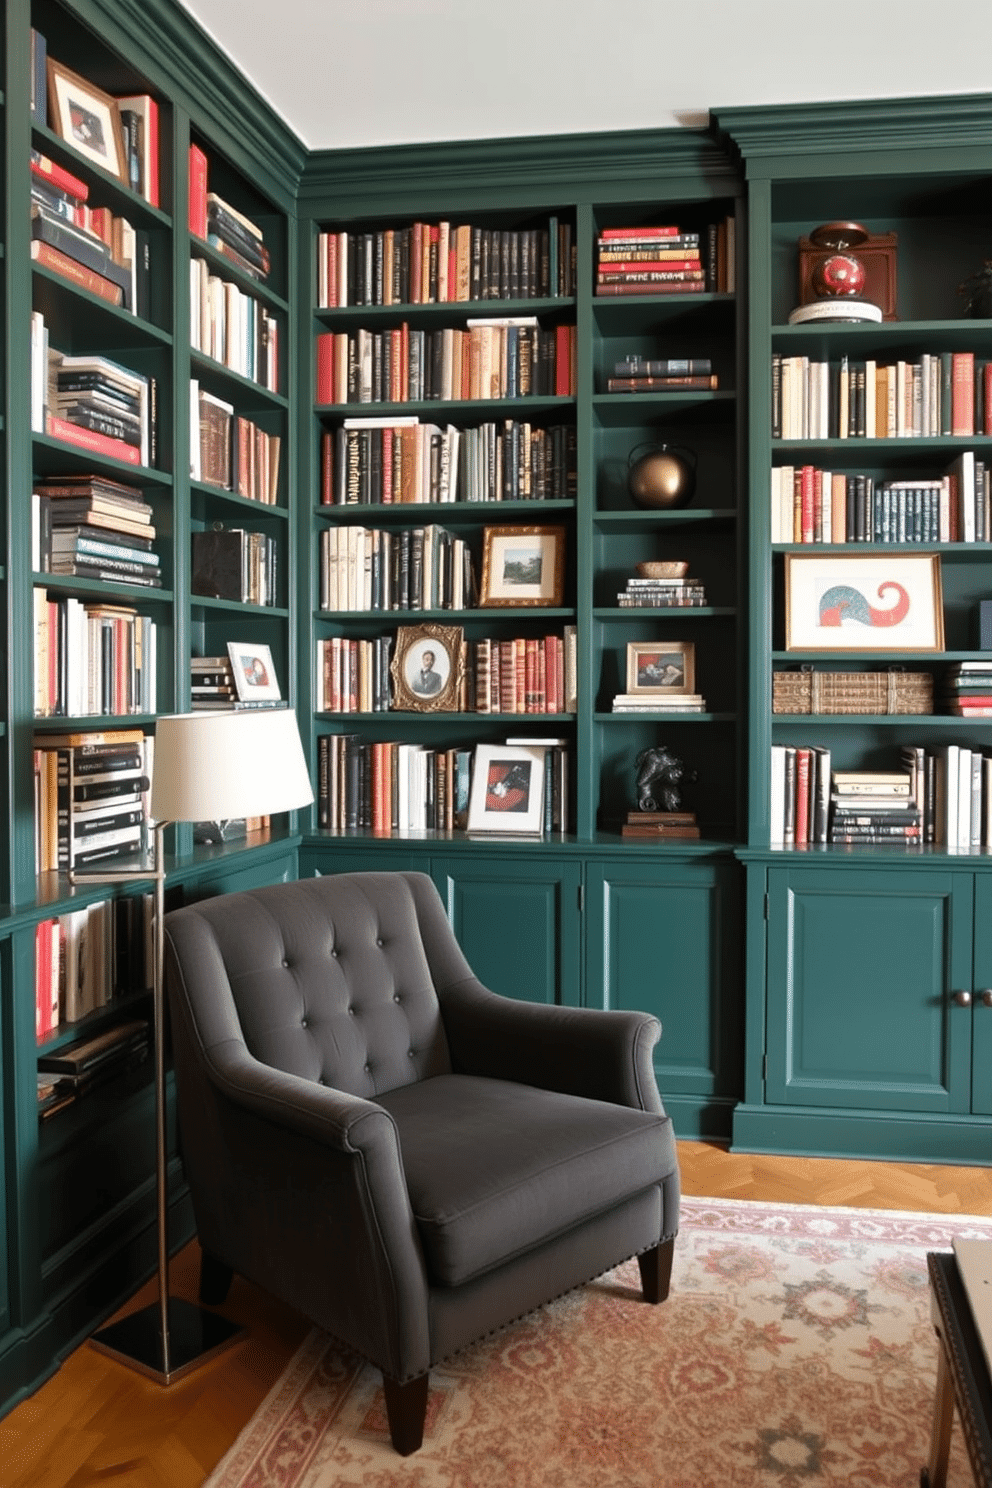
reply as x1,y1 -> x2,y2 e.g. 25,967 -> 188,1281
598,258 -> 701,274
952,351 -> 976,436
555,324 -> 572,397
316,332 -> 335,404
794,747 -> 812,845
31,152 -> 88,202
800,465 -> 815,543
321,428 -> 333,504
985,362 -> 992,436
595,281 -> 707,297
47,415 -> 141,466
600,226 -> 681,239
188,143 -> 208,240
30,241 -> 124,307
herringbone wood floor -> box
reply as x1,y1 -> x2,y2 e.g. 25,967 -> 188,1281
3,1141 -> 991,1488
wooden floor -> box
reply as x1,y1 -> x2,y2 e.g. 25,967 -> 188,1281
3,1140 -> 991,1488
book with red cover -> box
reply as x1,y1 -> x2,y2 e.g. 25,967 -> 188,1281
794,747 -> 812,845
600,226 -> 682,239
316,332 -> 335,404
188,143 -> 208,240
554,325 -> 572,397
952,351 -> 976,436
47,415 -> 141,466
30,241 -> 124,306
31,151 -> 88,202
595,281 -> 707,297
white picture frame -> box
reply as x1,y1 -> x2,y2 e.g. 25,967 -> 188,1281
467,744 -> 546,834
227,641 -> 282,701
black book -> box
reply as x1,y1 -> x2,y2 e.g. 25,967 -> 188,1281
38,1019 -> 150,1079
191,529 -> 247,601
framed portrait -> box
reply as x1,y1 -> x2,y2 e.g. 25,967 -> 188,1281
227,641 -> 281,702
467,743 -> 546,834
390,623 -> 463,712
626,641 -> 695,695
785,553 -> 944,652
480,525 -> 565,607
47,61 -> 126,181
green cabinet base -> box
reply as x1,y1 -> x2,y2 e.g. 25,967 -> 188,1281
732,1103 -> 992,1166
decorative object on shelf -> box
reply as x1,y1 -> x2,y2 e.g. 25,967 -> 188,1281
784,553 -> 944,653
72,708 -> 313,1386
226,641 -> 281,703
479,525 -> 565,607
627,640 -> 695,695
632,745 -> 698,814
46,60 -> 126,181
627,442 -> 696,510
621,809 -> 700,839
466,742 -> 546,834
617,560 -> 707,608
794,222 -> 897,323
390,623 -> 464,712
959,261 -> 992,319
772,667 -> 934,715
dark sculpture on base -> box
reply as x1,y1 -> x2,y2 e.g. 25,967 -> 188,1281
634,746 -> 697,813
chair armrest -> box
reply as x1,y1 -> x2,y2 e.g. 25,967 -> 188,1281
437,975 -> 664,1113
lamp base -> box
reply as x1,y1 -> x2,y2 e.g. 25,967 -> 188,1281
89,1297 -> 245,1384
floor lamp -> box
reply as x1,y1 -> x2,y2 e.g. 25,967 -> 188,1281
74,707 -> 314,1384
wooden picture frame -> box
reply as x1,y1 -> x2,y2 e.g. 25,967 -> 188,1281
626,641 -> 695,695
47,60 -> 127,181
227,641 -> 281,702
467,743 -> 546,834
480,525 -> 565,607
390,623 -> 463,712
785,553 -> 944,652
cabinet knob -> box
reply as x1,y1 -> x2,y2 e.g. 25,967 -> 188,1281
978,990 -> 992,1009
953,990 -> 973,1007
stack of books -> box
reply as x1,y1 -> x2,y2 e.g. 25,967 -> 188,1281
39,338 -> 153,468
33,474 -> 158,586
829,770 -> 921,845
616,570 -> 707,608
34,728 -> 152,873
611,691 -> 706,713
37,1018 -> 151,1120
595,226 -> 705,298
190,654 -> 237,709
209,196 -> 271,283
30,151 -> 141,313
606,355 -> 717,393
943,659 -> 992,716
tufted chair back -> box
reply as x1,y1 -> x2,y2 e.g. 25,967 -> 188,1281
172,872 -> 452,1098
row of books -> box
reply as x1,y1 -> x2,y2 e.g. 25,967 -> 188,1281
190,381 -> 282,504
319,524 -> 477,612
31,317 -> 156,469
191,527 -> 279,607
33,593 -> 157,718
31,152 -> 151,317
316,218 -> 576,308
316,630 -> 576,715
315,321 -> 577,405
594,219 -> 735,296
604,355 -> 718,394
770,453 -> 989,544
188,145 -> 272,282
37,1016 -> 152,1122
944,660 -> 992,717
189,257 -> 280,389
320,418 -> 577,506
316,734 -> 570,835
35,891 -> 153,1038
33,472 -> 160,590
771,352 -> 992,441
34,728 -> 153,873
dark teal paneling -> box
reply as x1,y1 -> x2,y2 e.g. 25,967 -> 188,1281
972,874 -> 992,1117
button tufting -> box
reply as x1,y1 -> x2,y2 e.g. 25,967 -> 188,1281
331,948 -> 339,958
364,1062 -> 371,1073
393,994 -> 401,1003
376,937 -> 384,947
348,1006 -> 355,1015
283,959 -> 289,967
408,1049 -> 415,1058
301,1018 -> 308,1028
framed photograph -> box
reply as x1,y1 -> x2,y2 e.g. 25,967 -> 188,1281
390,623 -> 464,712
480,525 -> 565,607
785,553 -> 944,652
47,61 -> 127,180
467,744 -> 546,834
626,641 -> 696,695
227,641 -> 281,702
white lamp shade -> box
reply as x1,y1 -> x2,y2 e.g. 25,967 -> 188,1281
150,709 -> 314,824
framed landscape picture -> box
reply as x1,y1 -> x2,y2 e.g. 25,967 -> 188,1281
467,743 -> 546,834
47,60 -> 126,180
480,525 -> 565,607
785,553 -> 944,652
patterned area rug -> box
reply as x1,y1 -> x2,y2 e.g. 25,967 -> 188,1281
204,1197 -> 992,1487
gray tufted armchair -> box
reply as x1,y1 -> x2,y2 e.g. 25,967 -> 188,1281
163,870 -> 680,1454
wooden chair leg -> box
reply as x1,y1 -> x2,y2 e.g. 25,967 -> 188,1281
199,1250 -> 234,1306
382,1372 -> 429,1456
637,1236 -> 675,1304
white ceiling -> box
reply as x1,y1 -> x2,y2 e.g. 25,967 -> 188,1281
178,0 -> 992,153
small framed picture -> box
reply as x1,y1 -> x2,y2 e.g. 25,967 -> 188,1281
785,553 -> 945,652
227,641 -> 281,702
390,623 -> 464,712
47,61 -> 127,181
467,744 -> 546,834
480,525 -> 565,607
626,641 -> 695,695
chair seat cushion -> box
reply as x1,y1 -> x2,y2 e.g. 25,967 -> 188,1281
377,1074 -> 676,1287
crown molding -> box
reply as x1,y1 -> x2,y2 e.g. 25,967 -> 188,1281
66,0 -> 307,204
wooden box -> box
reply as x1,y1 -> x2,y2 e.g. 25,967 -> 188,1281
773,668 -> 933,715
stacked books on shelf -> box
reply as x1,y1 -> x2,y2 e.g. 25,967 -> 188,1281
595,224 -> 712,297
616,564 -> 707,608
188,145 -> 272,283
611,690 -> 706,713
33,593 -> 157,717
190,653 -> 237,709
32,473 -> 160,587
34,895 -> 151,1036
320,418 -> 576,505
190,257 -> 279,389
319,524 -> 477,611
190,649 -> 285,711
37,1018 -> 151,1121
316,319 -> 576,404
943,660 -> 992,716
32,323 -> 155,468
30,152 -> 147,314
34,728 -> 153,873
771,352 -> 992,439
606,356 -> 718,393
191,527 -> 278,606
189,380 -> 281,503
316,217 -> 575,306
828,769 -> 921,845
772,454 -> 988,544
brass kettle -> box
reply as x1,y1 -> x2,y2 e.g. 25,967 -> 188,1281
627,442 -> 697,510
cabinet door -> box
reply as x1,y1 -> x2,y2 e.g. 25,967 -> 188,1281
971,872 -> 992,1117
585,857 -> 741,1134
766,866 -> 972,1114
432,857 -> 582,1006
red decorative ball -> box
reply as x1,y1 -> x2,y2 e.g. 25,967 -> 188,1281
812,253 -> 867,298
